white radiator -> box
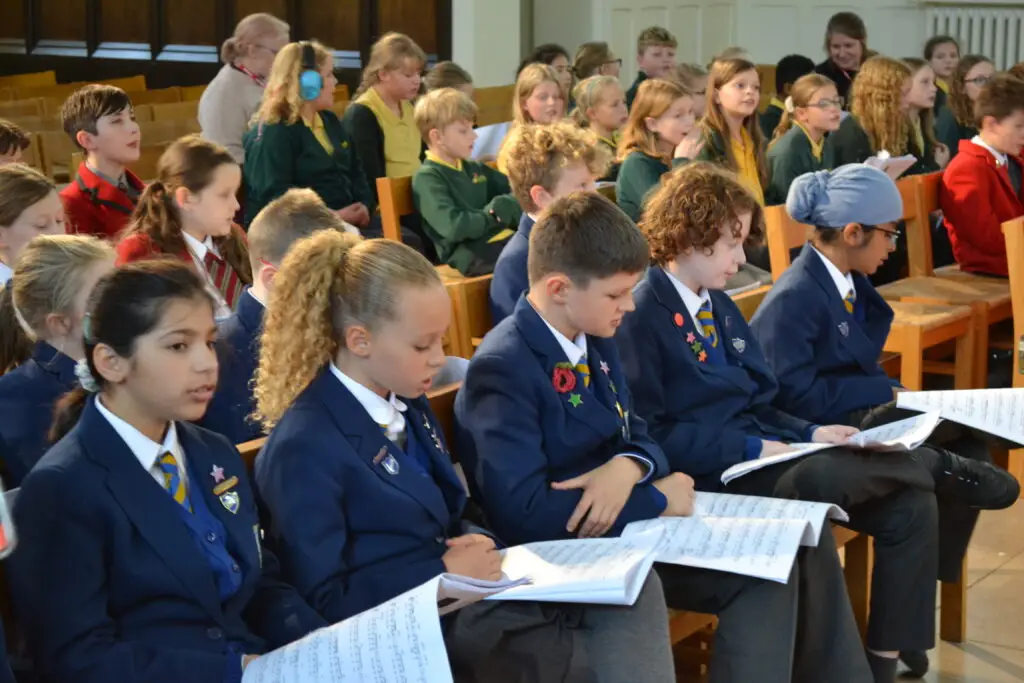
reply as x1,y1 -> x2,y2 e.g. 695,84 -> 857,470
927,6 -> 1024,70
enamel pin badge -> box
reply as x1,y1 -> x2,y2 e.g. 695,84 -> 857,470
838,321 -> 850,337
373,445 -> 400,475
731,338 -> 746,353
219,491 -> 240,515
423,414 -> 445,453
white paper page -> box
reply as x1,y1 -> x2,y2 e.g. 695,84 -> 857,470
471,122 -> 511,161
720,442 -> 833,485
897,388 -> 1024,446
436,573 -> 531,616
242,576 -> 453,683
485,535 -> 658,605
692,491 -> 848,546
621,516 -> 805,583
847,411 -> 942,451
864,152 -> 918,180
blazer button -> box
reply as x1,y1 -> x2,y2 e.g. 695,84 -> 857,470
206,531 -> 217,543
207,627 -> 223,640
231,562 -> 241,573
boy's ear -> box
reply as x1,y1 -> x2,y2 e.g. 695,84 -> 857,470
75,130 -> 97,152
529,184 -> 551,212
544,273 -> 574,303
841,222 -> 865,245
427,127 -> 443,147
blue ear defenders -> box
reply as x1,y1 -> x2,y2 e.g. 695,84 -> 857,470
298,42 -> 323,101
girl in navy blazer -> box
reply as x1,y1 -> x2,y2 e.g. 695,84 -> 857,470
750,164 -> 1019,676
0,234 -> 114,485
9,260 -> 325,683
252,229 -> 676,683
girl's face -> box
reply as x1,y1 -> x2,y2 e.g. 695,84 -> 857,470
797,84 -> 843,133
898,77 -> 913,114
907,66 -> 937,110
715,69 -> 761,119
314,63 -> 339,111
589,84 -> 628,133
964,61 -> 995,102
690,76 -> 709,118
929,42 -> 959,80
549,54 -> 574,93
179,163 -> 242,239
847,222 -> 898,275
380,59 -> 424,102
828,32 -> 863,71
101,297 -> 219,424
360,282 -> 450,398
524,81 -> 564,124
646,95 -> 696,147
0,190 -> 65,265
676,212 -> 751,291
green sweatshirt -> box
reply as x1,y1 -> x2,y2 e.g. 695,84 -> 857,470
616,151 -> 690,222
766,125 -> 836,205
412,156 -> 522,276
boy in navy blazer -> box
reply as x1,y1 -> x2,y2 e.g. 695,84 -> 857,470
457,190 -> 874,683
201,189 -> 346,444
490,121 -> 612,324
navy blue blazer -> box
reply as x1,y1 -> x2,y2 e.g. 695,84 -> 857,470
9,398 -> 324,683
749,246 -> 897,425
0,621 -> 14,683
454,297 -> 669,546
0,341 -> 77,486
200,290 -> 265,444
617,267 -> 814,491
254,368 -> 472,625
489,213 -> 534,324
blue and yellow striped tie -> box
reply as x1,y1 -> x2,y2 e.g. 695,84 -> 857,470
575,357 -> 591,387
158,452 -> 192,513
843,290 -> 856,314
697,300 -> 718,348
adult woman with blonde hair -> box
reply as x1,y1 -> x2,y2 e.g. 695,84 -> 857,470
199,13 -> 290,163
243,41 -> 421,249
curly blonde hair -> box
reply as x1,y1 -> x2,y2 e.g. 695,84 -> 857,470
254,231 -> 441,428
255,40 -> 334,126
703,58 -> 768,187
502,120 -> 610,213
643,162 -> 764,265
618,79 -> 692,164
949,55 -> 993,126
850,56 -> 912,155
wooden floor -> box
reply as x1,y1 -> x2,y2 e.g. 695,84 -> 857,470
676,500 -> 1024,682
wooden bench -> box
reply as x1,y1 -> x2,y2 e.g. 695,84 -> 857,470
0,70 -> 56,89
473,84 -> 515,128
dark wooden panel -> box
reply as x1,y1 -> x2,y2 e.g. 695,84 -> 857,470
301,0 -> 360,53
99,0 -> 150,44
164,0 -> 218,45
0,1 -> 25,40
38,0 -> 87,41
233,0 -> 289,24
377,0 -> 437,54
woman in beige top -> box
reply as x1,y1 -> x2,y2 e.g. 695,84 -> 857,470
199,13 -> 289,163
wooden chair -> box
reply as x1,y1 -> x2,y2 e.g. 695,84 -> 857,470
376,175 -> 412,242
0,88 -> 14,101
6,115 -> 61,132
130,87 -> 183,106
0,98 -> 43,119
473,85 -> 515,127
333,84 -> 350,102
443,273 -> 493,358
71,141 -> 169,183
36,130 -> 77,181
100,75 -> 147,92
0,70 -> 56,88
180,85 -> 207,101
149,100 -> 199,123
763,203 -> 977,391
997,216 -> 1024,487
14,83 -> 85,102
19,133 -> 43,172
138,119 -> 201,144
733,285 -> 771,321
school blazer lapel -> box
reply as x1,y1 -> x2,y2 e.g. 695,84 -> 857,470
78,400 -> 223,620
310,371 -> 453,529
404,400 -> 467,514
513,299 -> 618,437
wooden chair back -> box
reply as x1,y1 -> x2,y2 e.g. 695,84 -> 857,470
903,172 -> 942,277
1001,216 -> 1024,379
20,133 -> 43,172
6,115 -> 61,132
149,100 -> 199,123
0,98 -> 43,119
180,85 -> 207,102
237,438 -> 266,472
474,85 -> 515,127
71,141 -> 169,183
138,119 -> 201,144
37,130 -> 77,181
443,274 -> 493,358
130,87 -> 183,106
0,88 -> 13,101
0,70 -> 56,88
427,382 -> 462,460
376,175 -> 414,242
100,75 -> 147,91
756,64 -> 777,112
333,84 -> 350,102
763,204 -> 813,279
15,83 -> 84,101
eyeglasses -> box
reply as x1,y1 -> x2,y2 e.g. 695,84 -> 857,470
965,75 -> 991,86
872,225 -> 901,246
807,97 -> 844,110
604,58 -> 623,68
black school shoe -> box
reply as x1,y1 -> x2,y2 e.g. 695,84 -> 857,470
899,650 -> 929,678
934,448 -> 1020,509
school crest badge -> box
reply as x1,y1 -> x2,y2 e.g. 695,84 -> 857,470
219,491 -> 240,515
838,321 -> 850,337
731,338 -> 746,353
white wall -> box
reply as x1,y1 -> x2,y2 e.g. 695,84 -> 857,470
452,0 -> 523,87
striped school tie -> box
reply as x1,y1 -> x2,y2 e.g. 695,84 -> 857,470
203,251 -> 244,311
843,289 -> 856,314
575,357 -> 591,388
697,300 -> 718,348
158,451 -> 192,513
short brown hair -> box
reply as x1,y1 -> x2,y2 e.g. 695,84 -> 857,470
248,188 -> 344,267
424,61 -> 473,91
413,88 -> 478,141
60,84 -> 134,151
975,73 -> 1024,127
637,27 -> 677,54
643,162 -> 764,265
503,120 -> 611,213
0,120 -> 29,156
528,192 -> 649,287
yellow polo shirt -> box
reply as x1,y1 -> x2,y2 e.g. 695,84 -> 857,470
795,122 -> 825,161
730,128 -> 765,205
303,112 -> 334,156
357,86 -> 422,178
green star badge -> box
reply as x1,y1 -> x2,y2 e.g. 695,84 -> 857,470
568,393 -> 583,408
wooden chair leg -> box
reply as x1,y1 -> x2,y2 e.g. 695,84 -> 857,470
952,322 -> 976,389
971,310 -> 991,387
899,331 -> 925,391
939,558 -> 967,643
844,533 -> 872,640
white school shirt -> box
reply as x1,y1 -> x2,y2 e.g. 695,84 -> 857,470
95,396 -> 189,493
662,268 -> 713,340
810,245 -> 857,302
182,231 -> 232,321
971,135 -> 1008,167
329,363 -> 408,444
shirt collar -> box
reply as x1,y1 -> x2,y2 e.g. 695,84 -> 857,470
95,396 -> 181,473
811,245 -> 856,299
535,307 -> 588,365
425,150 -> 463,171
86,162 -> 127,190
246,288 -> 266,308
182,231 -> 219,261
662,267 -> 711,322
328,363 -> 407,428
972,135 -> 1008,166
770,96 -> 786,111
795,122 -> 825,161
0,261 -> 11,285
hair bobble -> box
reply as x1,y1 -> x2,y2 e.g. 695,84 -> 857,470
74,359 -> 100,393
82,312 -> 95,343
784,96 -> 795,113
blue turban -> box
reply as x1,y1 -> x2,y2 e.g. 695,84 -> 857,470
786,164 -> 903,227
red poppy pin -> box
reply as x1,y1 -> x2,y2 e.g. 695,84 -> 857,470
552,362 -> 577,393
673,313 -> 684,327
